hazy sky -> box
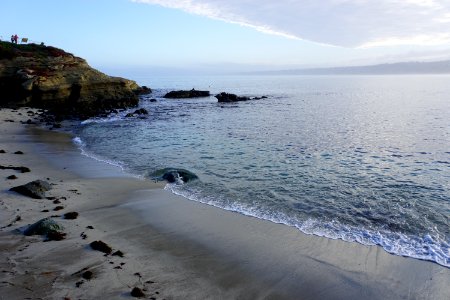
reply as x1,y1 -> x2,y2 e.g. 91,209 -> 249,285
1,0 -> 450,74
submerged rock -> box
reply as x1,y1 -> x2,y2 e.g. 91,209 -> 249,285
153,168 -> 199,183
10,179 -> 51,199
164,89 -> 210,99
24,217 -> 64,236
125,108 -> 149,117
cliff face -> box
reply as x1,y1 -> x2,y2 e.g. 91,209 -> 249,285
0,42 -> 146,117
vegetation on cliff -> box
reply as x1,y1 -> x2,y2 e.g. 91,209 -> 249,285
0,42 -> 149,118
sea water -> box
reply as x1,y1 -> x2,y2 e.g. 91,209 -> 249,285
74,75 -> 450,267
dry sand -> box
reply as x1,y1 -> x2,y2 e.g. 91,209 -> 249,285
0,107 -> 449,299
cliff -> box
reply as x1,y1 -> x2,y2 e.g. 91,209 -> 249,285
0,42 -> 148,117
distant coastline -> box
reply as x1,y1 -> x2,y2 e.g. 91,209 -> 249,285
244,60 -> 450,75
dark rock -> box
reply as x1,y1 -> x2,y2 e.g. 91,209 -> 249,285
86,225 -> 94,229
82,270 -> 93,280
7,175 -> 18,180
164,89 -> 210,99
41,209 -> 49,212
131,287 -> 145,298
215,92 -> 250,102
64,212 -> 79,220
24,217 -> 64,236
10,180 -> 51,199
13,151 -> 24,154
53,206 -> 64,211
149,98 -> 157,102
112,250 -> 124,257
46,230 -> 66,241
0,149 -> 5,153
53,199 -> 61,204
153,168 -> 199,183
125,108 -> 149,117
140,86 -> 152,94
90,240 -> 112,254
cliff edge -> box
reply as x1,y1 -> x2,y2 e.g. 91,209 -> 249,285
0,42 -> 147,117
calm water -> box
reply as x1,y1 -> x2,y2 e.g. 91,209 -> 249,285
75,75 -> 450,267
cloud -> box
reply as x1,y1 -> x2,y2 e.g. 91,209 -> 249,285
132,0 -> 450,48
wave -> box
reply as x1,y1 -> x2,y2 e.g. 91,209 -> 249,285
165,183 -> 450,268
72,136 -> 142,179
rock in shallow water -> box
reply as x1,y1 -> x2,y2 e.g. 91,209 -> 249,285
164,89 -> 210,99
153,168 -> 199,183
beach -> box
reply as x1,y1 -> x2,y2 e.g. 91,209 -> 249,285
1,107 -> 449,300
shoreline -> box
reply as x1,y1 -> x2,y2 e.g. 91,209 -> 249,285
1,107 -> 449,299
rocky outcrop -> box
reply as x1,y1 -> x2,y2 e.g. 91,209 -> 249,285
215,92 -> 268,103
164,89 -> 210,99
0,42 -> 149,117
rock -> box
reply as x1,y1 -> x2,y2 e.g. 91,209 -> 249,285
90,240 -> 112,254
24,217 -> 64,236
141,86 -> 152,94
0,149 -> 6,153
126,108 -> 148,117
131,287 -> 145,298
164,89 -> 210,99
10,179 -> 52,199
13,151 -> 24,154
64,212 -> 78,220
82,270 -> 93,280
153,168 -> 199,183
0,41 -> 145,118
53,205 -> 64,211
7,175 -> 18,180
112,250 -> 124,257
46,230 -> 66,241
215,92 -> 250,102
0,165 -> 30,173
149,98 -> 157,102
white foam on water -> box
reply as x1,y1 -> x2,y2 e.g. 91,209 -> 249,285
165,183 -> 450,268
71,136 -> 143,179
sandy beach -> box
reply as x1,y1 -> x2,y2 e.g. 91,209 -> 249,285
1,107 -> 449,300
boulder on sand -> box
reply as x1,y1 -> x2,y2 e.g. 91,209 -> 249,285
24,217 -> 64,236
10,179 -> 52,199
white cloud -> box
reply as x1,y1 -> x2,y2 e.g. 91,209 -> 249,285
132,0 -> 450,48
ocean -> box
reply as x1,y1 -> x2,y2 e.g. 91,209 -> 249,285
73,74 -> 449,267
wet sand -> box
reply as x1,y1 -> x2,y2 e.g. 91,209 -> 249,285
0,108 -> 449,299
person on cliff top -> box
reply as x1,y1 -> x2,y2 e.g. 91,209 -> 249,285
10,35 -> 14,43
14,34 -> 18,44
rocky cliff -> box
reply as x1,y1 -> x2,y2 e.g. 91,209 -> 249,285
0,42 -> 148,117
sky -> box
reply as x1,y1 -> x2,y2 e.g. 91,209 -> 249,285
1,0 -> 450,75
